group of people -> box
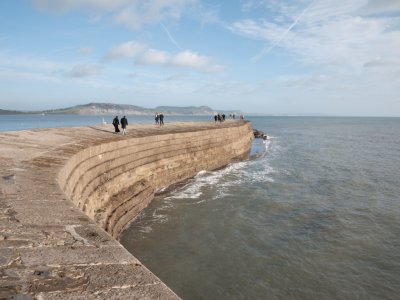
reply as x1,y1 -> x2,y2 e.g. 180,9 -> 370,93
155,112 -> 164,125
214,113 -> 226,123
214,112 -> 244,123
112,113 -> 165,134
111,111 -> 243,133
112,115 -> 128,135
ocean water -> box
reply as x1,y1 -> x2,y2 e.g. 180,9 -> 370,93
119,117 -> 400,300
3,115 -> 399,299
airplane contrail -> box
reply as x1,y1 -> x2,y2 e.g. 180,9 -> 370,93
160,22 -> 182,51
252,0 -> 315,62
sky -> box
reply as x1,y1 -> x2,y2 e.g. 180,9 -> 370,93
0,0 -> 400,116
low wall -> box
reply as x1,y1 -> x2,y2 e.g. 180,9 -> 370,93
0,120 -> 253,299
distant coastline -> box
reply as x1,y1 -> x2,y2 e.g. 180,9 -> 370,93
0,102 -> 241,116
0,109 -> 26,115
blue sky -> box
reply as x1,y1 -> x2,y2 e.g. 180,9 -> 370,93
0,0 -> 400,116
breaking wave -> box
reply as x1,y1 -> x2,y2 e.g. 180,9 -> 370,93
163,138 -> 277,201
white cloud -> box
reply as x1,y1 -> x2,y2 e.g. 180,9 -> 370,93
301,0 -> 368,22
116,0 -> 196,30
66,64 -> 102,77
103,41 -> 147,61
227,0 -> 400,115
364,58 -> 400,68
171,50 -> 210,68
240,0 -> 399,21
137,49 -> 170,65
32,0 -> 198,30
32,0 -> 130,13
360,0 -> 400,14
229,19 -> 284,43
136,49 -> 224,72
230,1 -> 400,70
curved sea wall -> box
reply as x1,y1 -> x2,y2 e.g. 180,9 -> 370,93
0,121 -> 253,299
59,122 -> 253,238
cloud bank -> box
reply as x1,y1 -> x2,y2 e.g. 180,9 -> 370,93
103,41 -> 225,73
231,0 -> 400,71
32,0 -> 197,30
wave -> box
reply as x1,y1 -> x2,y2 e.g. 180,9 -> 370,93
164,161 -> 249,201
163,138 -> 279,201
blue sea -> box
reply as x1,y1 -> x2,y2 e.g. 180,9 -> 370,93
120,116 -> 400,300
2,115 -> 400,299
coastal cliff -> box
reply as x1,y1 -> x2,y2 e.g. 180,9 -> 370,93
0,120 -> 253,299
0,103 -> 217,116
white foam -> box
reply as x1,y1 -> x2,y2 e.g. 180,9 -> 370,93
263,139 -> 271,148
156,186 -> 167,193
150,209 -> 169,224
164,161 -> 253,201
163,137 -> 281,201
138,226 -> 153,233
195,170 -> 207,177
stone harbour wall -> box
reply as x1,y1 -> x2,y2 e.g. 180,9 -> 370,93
0,120 -> 253,299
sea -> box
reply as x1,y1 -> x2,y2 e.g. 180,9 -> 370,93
2,115 -> 400,300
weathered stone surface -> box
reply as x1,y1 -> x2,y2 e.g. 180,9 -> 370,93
0,120 -> 253,299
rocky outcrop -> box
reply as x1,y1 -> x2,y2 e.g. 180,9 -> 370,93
0,120 -> 253,299
253,128 -> 268,140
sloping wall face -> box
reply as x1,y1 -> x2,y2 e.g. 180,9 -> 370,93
58,122 -> 253,237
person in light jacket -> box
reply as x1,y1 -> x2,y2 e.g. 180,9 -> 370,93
121,115 -> 128,135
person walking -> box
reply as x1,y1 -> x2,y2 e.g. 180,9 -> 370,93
155,112 -> 159,125
112,116 -> 120,133
121,115 -> 128,135
159,113 -> 164,125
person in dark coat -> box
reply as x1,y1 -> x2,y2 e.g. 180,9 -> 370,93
214,114 -> 217,123
121,115 -> 128,135
112,116 -> 120,133
155,113 -> 159,125
159,113 -> 164,125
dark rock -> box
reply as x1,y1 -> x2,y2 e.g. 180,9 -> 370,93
253,129 -> 268,139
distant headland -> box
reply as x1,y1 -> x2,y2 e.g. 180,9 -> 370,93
0,102 -> 240,116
